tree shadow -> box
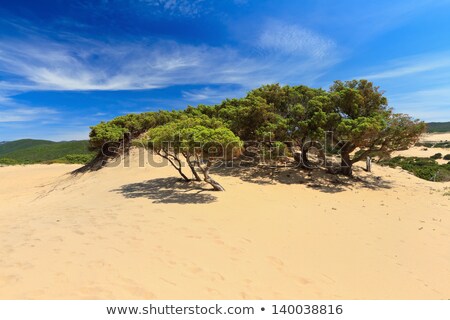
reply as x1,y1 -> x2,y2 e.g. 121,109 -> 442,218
111,177 -> 217,204
212,164 -> 393,194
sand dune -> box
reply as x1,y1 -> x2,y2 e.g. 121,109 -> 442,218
0,150 -> 449,299
393,147 -> 450,164
421,133 -> 450,142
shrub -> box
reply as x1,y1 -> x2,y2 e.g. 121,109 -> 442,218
0,157 -> 19,165
58,154 -> 95,164
88,122 -> 128,150
443,154 -> 450,160
430,153 -> 442,159
380,156 -> 450,182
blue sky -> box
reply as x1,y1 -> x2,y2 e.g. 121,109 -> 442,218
1,0 -> 450,141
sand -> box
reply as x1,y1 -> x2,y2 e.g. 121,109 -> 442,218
420,133 -> 450,142
393,147 -> 450,164
0,149 -> 449,299
391,133 -> 450,164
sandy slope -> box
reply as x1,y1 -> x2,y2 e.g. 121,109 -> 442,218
421,133 -> 450,142
392,132 -> 450,164
0,152 -> 449,300
393,147 -> 450,164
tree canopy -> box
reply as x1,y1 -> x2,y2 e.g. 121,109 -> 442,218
86,79 -> 426,187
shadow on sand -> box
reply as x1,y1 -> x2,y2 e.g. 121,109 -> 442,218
211,165 -> 393,194
112,177 -> 217,204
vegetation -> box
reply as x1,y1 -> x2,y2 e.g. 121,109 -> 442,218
86,79 -> 427,189
444,154 -> 450,160
380,156 -> 450,182
415,141 -> 450,148
0,158 -> 19,165
140,117 -> 242,190
426,122 -> 450,133
430,153 -> 443,159
0,139 -> 94,164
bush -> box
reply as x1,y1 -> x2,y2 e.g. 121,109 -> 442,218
415,142 -> 450,148
430,153 -> 442,159
443,154 -> 450,160
0,157 -> 19,165
88,122 -> 128,150
57,154 -> 95,164
380,156 -> 450,182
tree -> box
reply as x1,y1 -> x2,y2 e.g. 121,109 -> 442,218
330,80 -> 425,175
179,125 -> 242,190
72,122 -> 128,174
142,117 -> 242,190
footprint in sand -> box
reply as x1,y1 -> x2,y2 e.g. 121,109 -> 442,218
267,256 -> 285,269
0,274 -> 21,286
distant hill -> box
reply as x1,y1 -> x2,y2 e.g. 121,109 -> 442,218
0,139 -> 94,164
427,122 -> 450,133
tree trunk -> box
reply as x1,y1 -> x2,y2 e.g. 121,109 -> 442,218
203,167 -> 225,191
158,151 -> 190,182
196,156 -> 225,191
340,152 -> 353,176
71,151 -> 109,175
182,153 -> 202,181
176,167 -> 190,182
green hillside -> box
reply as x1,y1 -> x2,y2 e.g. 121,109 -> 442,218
427,122 -> 450,133
0,139 -> 94,165
0,139 -> 54,155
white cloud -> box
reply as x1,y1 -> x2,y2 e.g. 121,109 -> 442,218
350,52 -> 450,122
139,0 -> 208,17
359,52 -> 450,80
388,86 -> 450,121
258,22 -> 335,59
182,86 -> 246,103
0,33 -> 339,93
0,92 -> 58,122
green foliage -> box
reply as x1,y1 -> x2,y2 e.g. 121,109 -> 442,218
430,153 -> 442,159
89,122 -> 128,149
416,141 -> 450,148
328,80 -> 425,169
88,110 -> 184,151
55,154 -> 96,164
215,95 -> 285,140
443,154 -> 450,160
380,156 -> 450,182
426,122 -> 450,133
0,139 -> 53,155
0,139 -> 93,164
144,117 -> 242,158
0,157 -> 19,165
91,79 -> 426,178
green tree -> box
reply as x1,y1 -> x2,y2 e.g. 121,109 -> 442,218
330,80 -> 425,175
143,117 -> 242,190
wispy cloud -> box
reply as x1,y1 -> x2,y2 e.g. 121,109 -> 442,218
354,52 -> 450,121
389,86 -> 450,121
138,0 -> 208,17
359,52 -> 450,80
0,93 -> 57,123
0,31 -> 339,93
258,21 -> 335,59
182,85 -> 246,103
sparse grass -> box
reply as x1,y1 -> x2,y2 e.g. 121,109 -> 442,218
444,188 -> 450,197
